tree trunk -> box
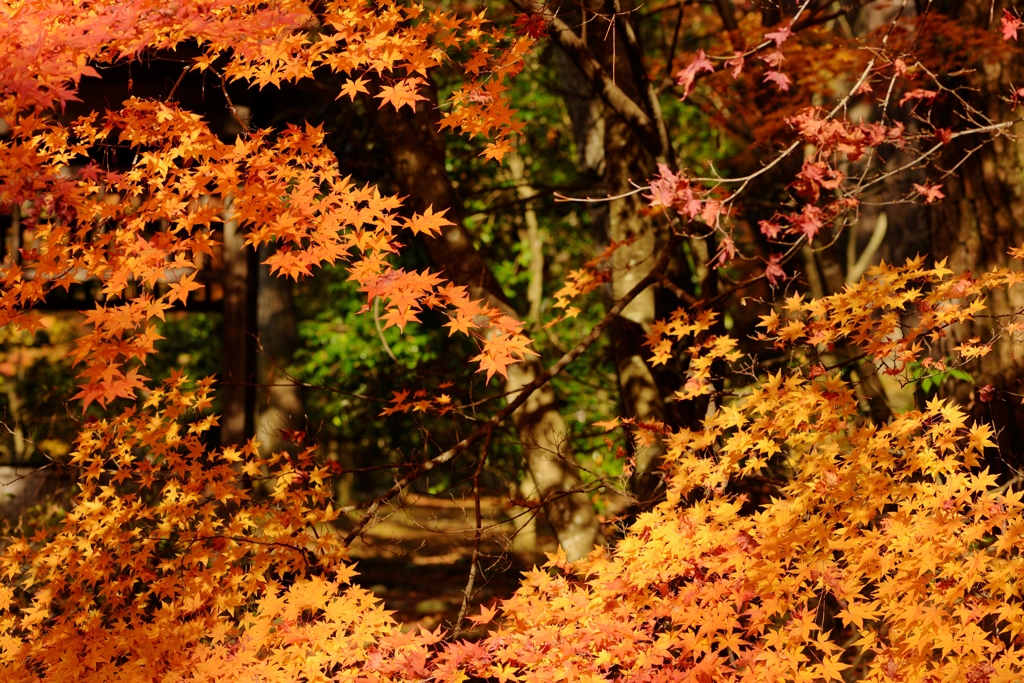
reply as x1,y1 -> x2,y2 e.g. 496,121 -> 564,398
923,0 -> 1024,462
220,197 -> 258,446
604,111 -> 670,506
579,0 -> 672,506
255,243 -> 303,455
506,154 -> 545,324
369,82 -> 603,560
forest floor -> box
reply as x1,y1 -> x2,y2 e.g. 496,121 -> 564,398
343,494 -> 558,636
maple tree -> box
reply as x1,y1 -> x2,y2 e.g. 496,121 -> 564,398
3,0 -> 1024,681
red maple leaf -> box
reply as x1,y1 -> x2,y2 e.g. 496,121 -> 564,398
512,13 -> 548,38
899,89 -> 938,106
763,71 -> 792,92
764,25 -> 792,47
1002,10 -> 1021,42
765,253 -> 787,286
726,51 -> 744,78
675,50 -> 715,99
913,183 -> 945,204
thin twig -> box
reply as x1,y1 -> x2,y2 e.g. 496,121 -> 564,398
166,69 -> 188,103
858,119 -> 1022,194
210,67 -> 250,134
452,423 -> 493,638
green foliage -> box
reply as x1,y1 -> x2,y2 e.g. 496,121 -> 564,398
906,358 -> 974,395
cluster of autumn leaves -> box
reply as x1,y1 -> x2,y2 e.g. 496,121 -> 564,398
4,0 -> 1024,680
5,253 -> 1024,682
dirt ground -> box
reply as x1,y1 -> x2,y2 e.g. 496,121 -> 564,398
342,494 -> 559,633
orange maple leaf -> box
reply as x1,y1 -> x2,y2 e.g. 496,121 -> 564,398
338,76 -> 369,101
166,271 -> 203,305
593,418 -> 621,431
481,139 -> 512,164
375,77 -> 428,111
405,206 -> 453,236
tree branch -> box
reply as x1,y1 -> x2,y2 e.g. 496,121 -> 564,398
613,0 -> 676,164
341,237 -> 678,547
511,0 -> 663,155
452,423 -> 493,638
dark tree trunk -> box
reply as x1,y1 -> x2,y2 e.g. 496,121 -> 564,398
255,243 -> 303,455
923,0 -> 1024,463
581,0 -> 677,506
220,200 -> 259,446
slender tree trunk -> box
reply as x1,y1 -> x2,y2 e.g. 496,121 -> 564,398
581,0 -> 672,506
221,197 -> 258,446
369,82 -> 603,560
603,112 -> 670,505
506,154 -> 545,324
2,372 -> 29,465
255,243 -> 303,455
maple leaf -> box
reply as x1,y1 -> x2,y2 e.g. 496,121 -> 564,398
375,78 -> 428,111
793,205 -> 824,241
405,206 -> 454,236
166,271 -> 203,304
468,603 -> 499,624
593,418 -> 620,431
701,199 -> 722,226
489,664 -> 521,683
675,50 -> 715,99
726,51 -> 745,78
445,312 -> 476,336
381,389 -> 411,416
759,218 -> 783,239
764,25 -> 792,47
712,236 -> 737,268
954,337 -> 992,359
645,163 -> 685,210
816,653 -> 850,681
765,253 -> 787,285
899,88 -> 938,106
761,50 -> 785,68
1002,9 -> 1021,42
758,310 -> 781,332
512,13 -> 548,38
338,76 -> 369,101
473,352 -> 513,382
836,600 -> 880,629
763,70 -> 792,92
481,139 -> 512,163
913,182 -> 945,204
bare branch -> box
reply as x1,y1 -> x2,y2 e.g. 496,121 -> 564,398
511,0 -> 663,155
452,423 -> 493,638
613,0 -> 676,163
341,237 -> 678,547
